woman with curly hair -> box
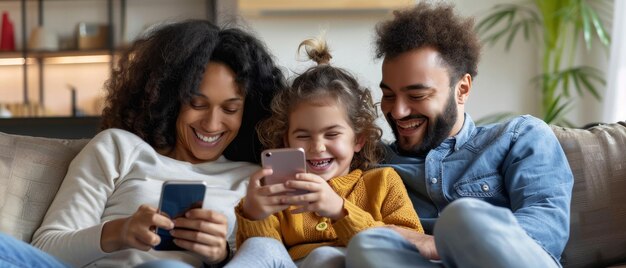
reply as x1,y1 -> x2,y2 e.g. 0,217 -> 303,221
0,19 -> 287,267
228,36 -> 423,268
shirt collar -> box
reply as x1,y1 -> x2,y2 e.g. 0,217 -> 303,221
449,113 -> 475,152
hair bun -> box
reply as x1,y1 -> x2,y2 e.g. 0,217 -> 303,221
298,36 -> 332,65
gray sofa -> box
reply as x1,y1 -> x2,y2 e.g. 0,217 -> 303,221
1,122 -> 625,267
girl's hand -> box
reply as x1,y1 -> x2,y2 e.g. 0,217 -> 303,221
281,173 -> 346,220
101,204 -> 174,252
169,209 -> 230,264
242,168 -> 292,220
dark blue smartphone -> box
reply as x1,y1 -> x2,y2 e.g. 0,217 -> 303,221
154,181 -> 207,251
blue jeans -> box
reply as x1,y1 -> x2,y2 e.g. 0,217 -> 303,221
226,237 -> 295,268
296,246 -> 346,268
346,198 -> 560,268
0,232 -> 70,268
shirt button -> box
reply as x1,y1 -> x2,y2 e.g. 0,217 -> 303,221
481,184 -> 490,192
430,177 -> 438,184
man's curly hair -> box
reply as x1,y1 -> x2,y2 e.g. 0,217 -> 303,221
258,37 -> 383,171
100,19 -> 286,163
375,1 -> 481,84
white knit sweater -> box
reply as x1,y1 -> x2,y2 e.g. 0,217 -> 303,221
31,128 -> 257,267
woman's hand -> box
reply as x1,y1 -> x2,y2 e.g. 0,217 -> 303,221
242,168 -> 291,220
281,173 -> 346,220
101,204 -> 174,252
169,208 -> 230,264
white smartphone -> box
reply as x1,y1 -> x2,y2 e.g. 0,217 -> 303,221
154,180 -> 207,251
261,148 -> 307,195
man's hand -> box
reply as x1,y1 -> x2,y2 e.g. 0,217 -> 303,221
385,225 -> 440,260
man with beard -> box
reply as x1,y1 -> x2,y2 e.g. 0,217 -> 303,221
345,2 -> 574,268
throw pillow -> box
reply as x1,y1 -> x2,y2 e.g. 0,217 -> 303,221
0,132 -> 88,242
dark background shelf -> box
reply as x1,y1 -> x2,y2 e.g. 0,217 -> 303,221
0,116 -> 101,138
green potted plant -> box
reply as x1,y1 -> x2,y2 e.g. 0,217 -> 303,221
475,0 -> 612,126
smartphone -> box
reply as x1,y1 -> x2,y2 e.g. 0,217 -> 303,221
154,180 -> 207,251
261,148 -> 307,195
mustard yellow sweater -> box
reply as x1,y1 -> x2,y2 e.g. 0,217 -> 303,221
235,167 -> 423,260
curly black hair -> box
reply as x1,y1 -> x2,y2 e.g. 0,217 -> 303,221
375,1 -> 481,84
101,19 -> 286,163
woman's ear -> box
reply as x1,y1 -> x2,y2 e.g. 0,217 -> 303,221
354,135 -> 366,153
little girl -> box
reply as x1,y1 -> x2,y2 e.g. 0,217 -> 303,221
228,37 -> 423,268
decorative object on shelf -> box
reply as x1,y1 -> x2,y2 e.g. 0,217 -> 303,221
4,103 -> 48,117
0,11 -> 16,51
28,26 -> 58,51
68,84 -> 85,117
0,104 -> 12,118
58,34 -> 76,51
76,22 -> 108,50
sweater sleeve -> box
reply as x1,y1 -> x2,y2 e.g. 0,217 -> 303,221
332,168 -> 423,245
332,199 -> 385,245
30,129 -> 142,267
377,168 -> 424,233
234,200 -> 283,248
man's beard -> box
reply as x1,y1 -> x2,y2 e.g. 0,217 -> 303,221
387,90 -> 458,157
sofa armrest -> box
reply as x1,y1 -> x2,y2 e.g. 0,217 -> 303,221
552,122 -> 626,268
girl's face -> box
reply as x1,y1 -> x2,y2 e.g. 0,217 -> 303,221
286,96 -> 364,180
170,62 -> 244,163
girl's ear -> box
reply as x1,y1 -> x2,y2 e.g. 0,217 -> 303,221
354,135 -> 366,153
283,134 -> 289,148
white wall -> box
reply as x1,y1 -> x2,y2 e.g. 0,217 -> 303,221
242,0 -> 537,140
243,0 -> 612,133
1,0 -> 612,127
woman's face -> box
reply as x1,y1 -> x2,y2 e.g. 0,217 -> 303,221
170,62 -> 244,163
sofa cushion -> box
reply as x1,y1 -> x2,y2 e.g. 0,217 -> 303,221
0,132 -> 88,243
552,122 -> 626,268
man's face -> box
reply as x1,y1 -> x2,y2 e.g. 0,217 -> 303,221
380,47 -> 466,156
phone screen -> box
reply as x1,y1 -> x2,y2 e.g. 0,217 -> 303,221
154,181 -> 206,251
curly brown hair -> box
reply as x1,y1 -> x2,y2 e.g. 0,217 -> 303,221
100,20 -> 286,163
258,37 -> 382,171
375,1 -> 481,84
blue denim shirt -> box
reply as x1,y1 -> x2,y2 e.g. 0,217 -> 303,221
381,114 -> 573,261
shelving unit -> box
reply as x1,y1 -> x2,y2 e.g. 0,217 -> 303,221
0,0 -> 216,119
2,0 -> 116,108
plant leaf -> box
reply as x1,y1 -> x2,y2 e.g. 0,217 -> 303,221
544,96 -> 571,124
585,1 -> 611,46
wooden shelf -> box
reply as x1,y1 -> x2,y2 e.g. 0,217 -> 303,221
0,51 -> 23,59
1,49 -> 115,58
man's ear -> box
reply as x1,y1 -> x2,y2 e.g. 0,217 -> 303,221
455,73 -> 472,104
354,135 -> 366,153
